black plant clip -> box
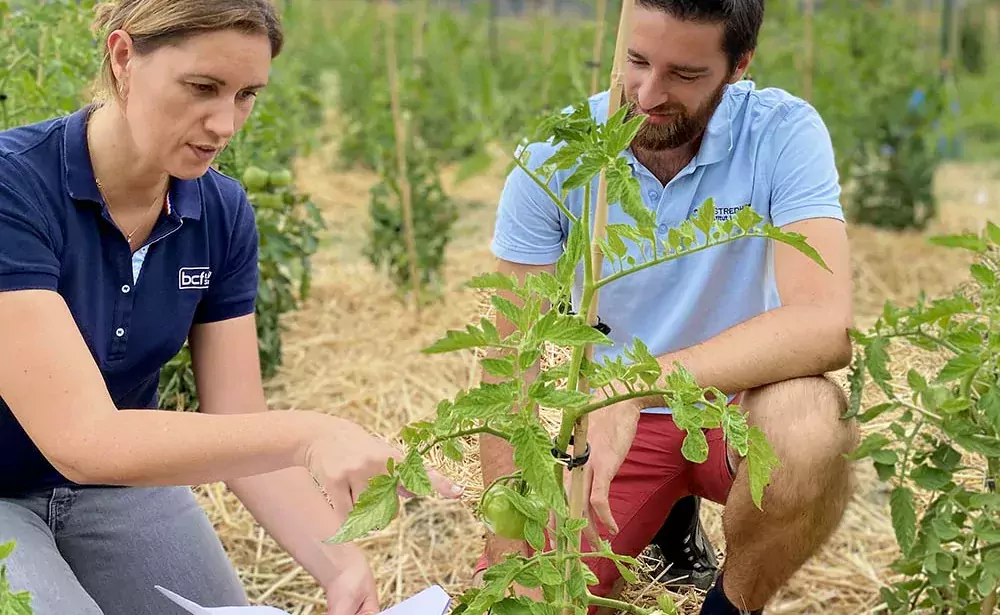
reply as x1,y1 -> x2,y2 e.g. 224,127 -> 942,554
592,315 -> 611,336
551,434 -> 591,470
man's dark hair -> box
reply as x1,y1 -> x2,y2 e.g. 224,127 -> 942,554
636,0 -> 764,72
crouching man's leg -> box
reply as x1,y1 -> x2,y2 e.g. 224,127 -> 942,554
705,376 -> 859,614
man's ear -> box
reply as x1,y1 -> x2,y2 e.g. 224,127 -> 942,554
729,50 -> 755,83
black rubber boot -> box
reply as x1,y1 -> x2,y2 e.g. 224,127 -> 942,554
646,495 -> 719,591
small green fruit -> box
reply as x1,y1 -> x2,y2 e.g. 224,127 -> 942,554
269,169 -> 293,188
242,166 -> 270,191
480,485 -> 529,540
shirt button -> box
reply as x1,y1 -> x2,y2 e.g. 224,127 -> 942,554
658,224 -> 668,234
648,190 -> 658,199
121,285 -> 131,293
115,328 -> 125,337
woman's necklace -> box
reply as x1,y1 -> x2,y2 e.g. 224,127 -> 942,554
94,175 -> 167,247
87,106 -> 167,248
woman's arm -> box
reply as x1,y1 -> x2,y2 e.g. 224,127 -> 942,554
188,314 -> 381,606
0,288 -> 437,509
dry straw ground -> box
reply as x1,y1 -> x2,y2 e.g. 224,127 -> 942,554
193,109 -> 1000,614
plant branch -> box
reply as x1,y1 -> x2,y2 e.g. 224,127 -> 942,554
586,593 -> 653,615
418,425 -> 510,456
571,387 -> 673,420
510,154 -> 579,224
595,231 -> 759,289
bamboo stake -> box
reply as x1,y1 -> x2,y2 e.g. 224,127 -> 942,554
590,0 -> 608,94
414,0 -> 428,62
540,0 -> 556,108
36,30 -> 45,88
566,0 -> 634,576
384,1 -> 421,316
948,0 -> 961,71
802,0 -> 814,101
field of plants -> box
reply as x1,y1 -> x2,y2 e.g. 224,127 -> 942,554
3,0 -> 1000,613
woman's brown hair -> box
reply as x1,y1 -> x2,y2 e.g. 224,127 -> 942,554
90,0 -> 283,101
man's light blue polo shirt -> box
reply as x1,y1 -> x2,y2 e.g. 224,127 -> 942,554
490,80 -> 844,413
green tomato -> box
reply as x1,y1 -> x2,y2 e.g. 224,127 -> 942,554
242,166 -> 270,191
269,169 -> 293,188
480,485 -> 528,540
254,193 -> 284,210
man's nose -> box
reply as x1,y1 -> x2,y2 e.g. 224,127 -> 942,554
636,79 -> 671,112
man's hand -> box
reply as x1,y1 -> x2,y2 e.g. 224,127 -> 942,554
577,387 -> 642,548
322,546 -> 380,615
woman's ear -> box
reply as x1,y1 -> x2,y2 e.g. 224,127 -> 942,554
106,29 -> 135,101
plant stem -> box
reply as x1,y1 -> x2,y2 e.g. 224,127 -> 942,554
897,418 -> 925,487
572,387 -> 674,419
559,3 -> 635,612
417,425 -> 510,456
384,2 -> 421,317
586,593 -> 653,615
595,230 -> 761,290
510,154 -> 579,224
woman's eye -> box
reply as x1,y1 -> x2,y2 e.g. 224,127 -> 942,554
238,90 -> 258,101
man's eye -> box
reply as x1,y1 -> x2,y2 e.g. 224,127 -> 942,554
677,74 -> 698,82
627,56 -> 647,66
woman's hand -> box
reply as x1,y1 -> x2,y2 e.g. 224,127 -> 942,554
321,545 -> 380,615
301,416 -> 464,514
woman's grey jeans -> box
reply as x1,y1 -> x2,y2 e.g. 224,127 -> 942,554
0,485 -> 248,614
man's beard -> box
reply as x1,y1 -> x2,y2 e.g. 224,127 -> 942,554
621,82 -> 727,151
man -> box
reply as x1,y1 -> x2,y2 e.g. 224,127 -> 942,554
474,1 -> 860,614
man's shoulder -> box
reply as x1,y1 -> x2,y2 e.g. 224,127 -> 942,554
726,80 -> 828,139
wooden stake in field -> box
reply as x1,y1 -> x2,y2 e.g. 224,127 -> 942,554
540,0 -> 557,109
802,0 -> 815,101
590,0 -> 608,93
384,0 -> 422,316
566,0 -> 635,567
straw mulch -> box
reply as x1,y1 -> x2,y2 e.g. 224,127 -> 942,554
192,108 -> 1000,614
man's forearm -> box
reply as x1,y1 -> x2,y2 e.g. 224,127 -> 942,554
227,467 -> 362,589
653,304 -> 852,400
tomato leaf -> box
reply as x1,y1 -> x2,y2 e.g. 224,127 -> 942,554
746,426 -> 780,510
327,473 -> 400,544
890,485 -> 917,555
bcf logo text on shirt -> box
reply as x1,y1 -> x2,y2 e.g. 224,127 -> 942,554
179,267 -> 212,289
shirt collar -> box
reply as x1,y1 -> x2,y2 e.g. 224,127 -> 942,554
62,104 -> 203,220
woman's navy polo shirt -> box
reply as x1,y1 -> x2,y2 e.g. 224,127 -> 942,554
0,105 -> 260,496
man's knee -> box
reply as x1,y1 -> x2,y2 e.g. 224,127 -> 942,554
744,376 -> 859,489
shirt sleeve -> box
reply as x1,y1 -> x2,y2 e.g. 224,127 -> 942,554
193,190 -> 259,324
489,141 -> 566,266
768,102 -> 846,228
0,159 -> 61,292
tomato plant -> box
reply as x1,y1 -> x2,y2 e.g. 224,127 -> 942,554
846,228 -> 1000,614
364,123 -> 458,302
324,4 -> 829,614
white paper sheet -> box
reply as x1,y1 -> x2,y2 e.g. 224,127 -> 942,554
154,584 -> 451,615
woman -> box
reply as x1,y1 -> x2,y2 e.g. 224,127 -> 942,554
0,1 -> 461,614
